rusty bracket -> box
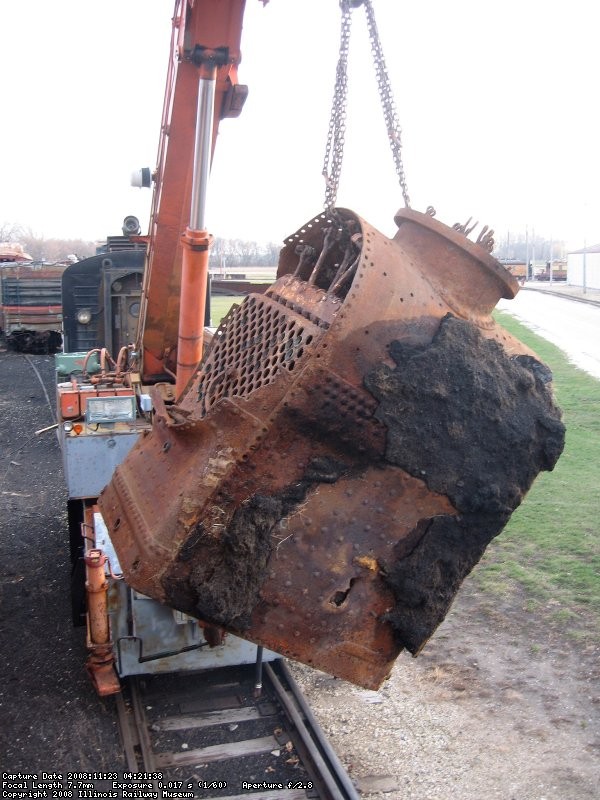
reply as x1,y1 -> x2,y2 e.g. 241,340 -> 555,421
150,385 -> 200,430
85,641 -> 121,697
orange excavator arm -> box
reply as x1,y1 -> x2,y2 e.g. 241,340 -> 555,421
138,0 -> 252,386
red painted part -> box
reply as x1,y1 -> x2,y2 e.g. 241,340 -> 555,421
176,228 -> 211,398
2,305 -> 62,313
1,307 -> 63,335
83,507 -> 121,696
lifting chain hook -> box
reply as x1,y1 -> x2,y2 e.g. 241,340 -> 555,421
322,0 -> 410,211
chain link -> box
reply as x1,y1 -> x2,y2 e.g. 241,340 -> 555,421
322,0 -> 410,211
322,2 -> 352,212
363,0 -> 410,208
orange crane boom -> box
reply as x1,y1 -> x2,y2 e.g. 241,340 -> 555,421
138,0 -> 250,387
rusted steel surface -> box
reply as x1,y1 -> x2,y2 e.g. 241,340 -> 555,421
99,207 -> 565,689
83,504 -> 120,696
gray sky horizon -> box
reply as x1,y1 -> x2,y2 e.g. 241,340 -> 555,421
2,0 -> 598,251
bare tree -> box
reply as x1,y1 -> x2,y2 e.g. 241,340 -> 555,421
209,237 -> 280,268
0,221 -> 25,243
494,232 -> 567,263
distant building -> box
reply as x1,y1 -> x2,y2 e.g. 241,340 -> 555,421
0,242 -> 33,263
568,244 -> 600,290
498,259 -> 527,281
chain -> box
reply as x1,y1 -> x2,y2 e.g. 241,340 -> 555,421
322,0 -> 410,211
363,0 -> 410,208
322,2 -> 352,212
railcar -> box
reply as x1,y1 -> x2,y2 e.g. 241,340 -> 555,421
0,262 -> 64,352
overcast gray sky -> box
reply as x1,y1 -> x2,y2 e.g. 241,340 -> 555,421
1,0 -> 598,249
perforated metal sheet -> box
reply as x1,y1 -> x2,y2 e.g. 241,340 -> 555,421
197,293 -> 318,417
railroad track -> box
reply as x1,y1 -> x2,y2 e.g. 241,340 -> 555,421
115,658 -> 360,800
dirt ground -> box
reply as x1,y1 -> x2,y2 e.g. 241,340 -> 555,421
291,587 -> 600,799
0,347 -> 598,798
0,349 -> 122,771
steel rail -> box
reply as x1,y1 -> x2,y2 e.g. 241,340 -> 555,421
275,660 -> 360,800
129,677 -> 158,772
265,661 -> 360,800
114,689 -> 140,770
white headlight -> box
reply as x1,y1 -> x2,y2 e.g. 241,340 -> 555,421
86,396 -> 136,424
77,309 -> 92,325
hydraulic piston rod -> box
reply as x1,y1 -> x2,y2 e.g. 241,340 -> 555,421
176,60 -> 218,397
189,63 -> 217,233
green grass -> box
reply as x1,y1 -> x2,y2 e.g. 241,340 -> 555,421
209,295 -> 244,327
472,311 -> 600,639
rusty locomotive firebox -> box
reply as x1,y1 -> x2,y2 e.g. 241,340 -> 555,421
98,207 -> 565,689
